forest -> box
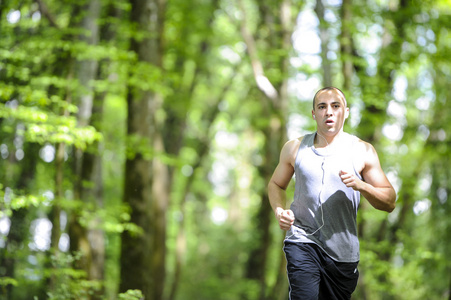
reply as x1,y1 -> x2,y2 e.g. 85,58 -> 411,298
0,0 -> 450,299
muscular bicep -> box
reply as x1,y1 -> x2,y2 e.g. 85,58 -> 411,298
270,161 -> 294,190
269,139 -> 299,190
361,144 -> 393,188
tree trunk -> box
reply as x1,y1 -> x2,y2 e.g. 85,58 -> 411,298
89,0 -> 122,290
168,66 -> 236,300
238,0 -> 293,298
120,0 -> 168,299
315,0 -> 333,86
48,139 -> 65,290
0,142 -> 39,298
340,0 -> 353,91
69,1 -> 104,296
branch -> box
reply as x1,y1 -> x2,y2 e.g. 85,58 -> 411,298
35,0 -> 59,28
236,0 -> 279,104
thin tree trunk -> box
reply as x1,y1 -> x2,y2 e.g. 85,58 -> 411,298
340,0 -> 353,91
69,1 -> 103,297
168,64 -> 237,300
238,0 -> 276,290
237,1 -> 294,298
315,0 -> 333,86
0,142 -> 39,298
46,41 -> 76,290
48,139 -> 65,289
88,1 -> 122,292
120,0 -> 167,299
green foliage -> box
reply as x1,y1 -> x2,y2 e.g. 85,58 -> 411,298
177,224 -> 261,300
0,90 -> 102,151
46,252 -> 102,300
0,192 -> 49,218
118,289 -> 144,300
0,277 -> 18,291
1,0 -> 451,299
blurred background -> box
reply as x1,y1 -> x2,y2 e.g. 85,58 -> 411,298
0,0 -> 450,299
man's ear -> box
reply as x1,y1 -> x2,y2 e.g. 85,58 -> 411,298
312,110 -> 316,119
345,107 -> 349,119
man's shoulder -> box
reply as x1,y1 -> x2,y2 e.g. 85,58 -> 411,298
280,136 -> 307,164
349,136 -> 380,170
287,132 -> 316,146
285,133 -> 313,148
352,136 -> 376,154
283,136 -> 303,152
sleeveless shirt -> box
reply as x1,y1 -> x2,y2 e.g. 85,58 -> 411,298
284,132 -> 361,262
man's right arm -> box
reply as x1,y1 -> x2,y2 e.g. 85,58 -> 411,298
268,138 -> 301,230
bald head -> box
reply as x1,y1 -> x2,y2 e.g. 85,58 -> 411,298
313,87 -> 347,109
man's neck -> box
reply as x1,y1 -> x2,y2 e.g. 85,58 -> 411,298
315,131 -> 344,148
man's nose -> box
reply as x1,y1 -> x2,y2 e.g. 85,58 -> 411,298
326,105 -> 333,115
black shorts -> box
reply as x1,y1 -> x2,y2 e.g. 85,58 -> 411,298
283,242 -> 359,300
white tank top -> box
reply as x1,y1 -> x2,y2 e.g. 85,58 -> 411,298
285,132 -> 361,262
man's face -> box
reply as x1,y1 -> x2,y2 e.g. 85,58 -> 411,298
312,90 -> 349,135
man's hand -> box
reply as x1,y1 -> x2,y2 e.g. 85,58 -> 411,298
340,170 -> 364,191
275,208 -> 295,231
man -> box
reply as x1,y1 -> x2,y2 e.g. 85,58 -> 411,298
268,87 -> 396,300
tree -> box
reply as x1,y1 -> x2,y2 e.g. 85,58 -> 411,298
1,1 -> 451,299
235,0 -> 299,298
119,0 -> 168,299
69,0 -> 105,297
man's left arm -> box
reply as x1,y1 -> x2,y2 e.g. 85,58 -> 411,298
340,142 -> 396,212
